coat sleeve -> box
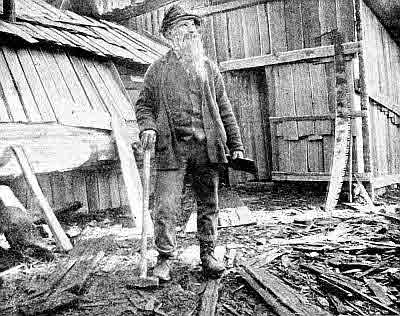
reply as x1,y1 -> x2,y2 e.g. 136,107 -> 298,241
135,62 -> 158,136
212,62 -> 244,153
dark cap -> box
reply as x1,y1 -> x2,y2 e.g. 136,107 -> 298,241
160,4 -> 202,35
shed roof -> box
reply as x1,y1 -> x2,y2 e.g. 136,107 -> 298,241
0,44 -> 136,124
0,0 -> 168,65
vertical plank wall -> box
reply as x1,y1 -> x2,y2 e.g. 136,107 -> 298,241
7,164 -> 127,219
124,0 -> 359,183
361,1 -> 400,187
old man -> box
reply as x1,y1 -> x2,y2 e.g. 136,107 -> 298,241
135,4 -> 244,281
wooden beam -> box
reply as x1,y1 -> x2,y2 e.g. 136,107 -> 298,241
111,115 -> 143,229
0,122 -> 137,178
269,111 -> 366,123
219,42 -> 361,72
11,146 -> 73,252
272,171 -> 371,182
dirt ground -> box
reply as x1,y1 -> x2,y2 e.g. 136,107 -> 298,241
0,182 -> 399,315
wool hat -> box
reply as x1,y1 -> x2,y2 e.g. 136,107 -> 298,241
160,4 -> 202,35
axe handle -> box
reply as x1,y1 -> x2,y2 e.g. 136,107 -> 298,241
139,148 -> 151,278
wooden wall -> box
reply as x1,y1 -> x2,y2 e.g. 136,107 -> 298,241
121,0 -> 361,184
4,163 -> 127,218
361,1 -> 400,188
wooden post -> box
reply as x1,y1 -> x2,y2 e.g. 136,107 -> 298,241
355,0 -> 374,200
3,0 -> 16,23
11,146 -> 73,252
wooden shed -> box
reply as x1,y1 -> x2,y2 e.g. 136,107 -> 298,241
105,0 -> 400,192
0,0 -> 167,216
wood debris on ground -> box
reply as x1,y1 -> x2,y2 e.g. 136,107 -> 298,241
0,183 -> 399,315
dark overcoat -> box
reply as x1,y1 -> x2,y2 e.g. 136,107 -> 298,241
135,50 -> 244,169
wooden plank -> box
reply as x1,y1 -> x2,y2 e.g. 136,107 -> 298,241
290,139 -> 308,172
16,48 -> 56,122
227,9 -> 245,59
97,169 -> 111,211
257,4 -> 270,55
213,12 -> 229,62
51,173 -> 67,211
109,168 -> 121,209
310,63 -> 332,135
11,146 -> 73,251
151,10 -> 159,36
0,75 -> 11,121
272,171 -> 371,182
284,0 -> 303,51
292,62 -> 313,137
238,267 -> 296,316
63,172 -> 75,206
86,171 -> 99,212
2,47 -> 42,122
81,58 -> 122,117
0,48 -> 28,122
319,0 -> 337,45
199,279 -> 220,316
94,61 -> 136,121
219,42 -> 361,71
202,15 -> 217,61
323,135 -> 334,172
308,139 -> 324,172
301,0 -> 321,48
112,116 -> 143,227
277,138 -> 290,172
267,1 -> 287,52
249,72 -> 267,179
325,61 -> 336,118
337,0 -> 355,42
69,55 -> 108,114
276,65 -> 298,140
54,51 -> 92,112
265,66 -> 278,172
72,171 -> 89,213
28,49 -> 63,120
241,5 -> 260,57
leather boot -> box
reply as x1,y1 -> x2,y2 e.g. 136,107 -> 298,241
200,240 -> 225,278
153,255 -> 172,281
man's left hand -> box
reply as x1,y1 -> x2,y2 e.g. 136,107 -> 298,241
232,151 -> 244,160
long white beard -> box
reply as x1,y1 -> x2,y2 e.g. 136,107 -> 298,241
172,33 -> 207,81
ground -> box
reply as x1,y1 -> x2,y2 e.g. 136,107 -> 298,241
0,182 -> 399,315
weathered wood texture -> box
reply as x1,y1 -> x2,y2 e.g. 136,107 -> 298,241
361,1 -> 400,187
0,44 -> 143,215
125,0 -> 359,184
265,58 -> 363,177
8,164 -> 128,217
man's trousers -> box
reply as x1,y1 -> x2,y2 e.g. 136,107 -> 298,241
152,138 -> 220,257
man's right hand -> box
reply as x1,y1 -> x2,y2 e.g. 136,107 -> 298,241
141,130 -> 157,151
